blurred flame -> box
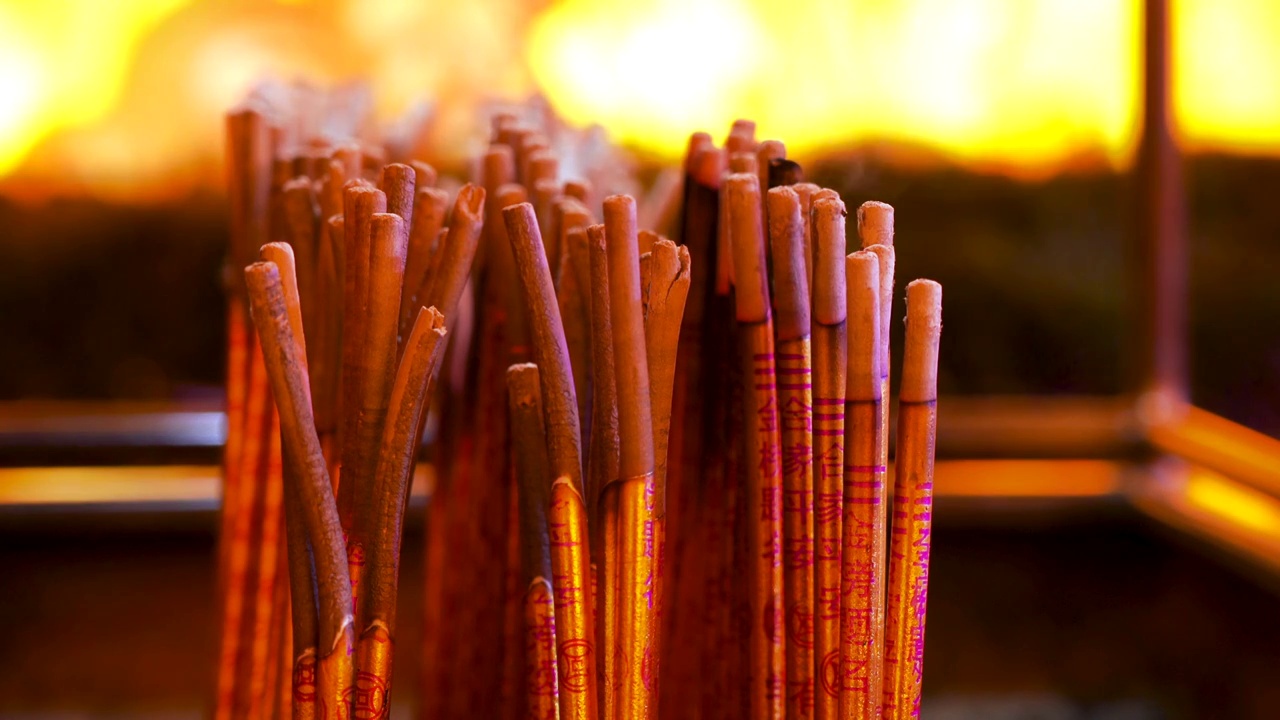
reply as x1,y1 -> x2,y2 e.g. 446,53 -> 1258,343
0,0 -> 1278,199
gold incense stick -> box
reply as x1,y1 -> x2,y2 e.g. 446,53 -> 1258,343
840,251 -> 884,720
882,280 -> 941,720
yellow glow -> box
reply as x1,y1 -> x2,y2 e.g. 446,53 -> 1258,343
530,0 -> 1280,169
1184,469 -> 1280,538
0,0 -> 1278,195
0,0 -> 191,176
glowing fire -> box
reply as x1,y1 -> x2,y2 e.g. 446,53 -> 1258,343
0,0 -> 1278,199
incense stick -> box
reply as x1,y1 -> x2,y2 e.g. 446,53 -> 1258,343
882,280 -> 941,720
245,261 -> 353,719
400,187 -> 448,339
503,202 -> 585,491
357,307 -> 447,713
840,250 -> 884,720
604,194 -> 659,719
584,222 -> 621,720
767,185 -> 815,720
809,194 -> 847,720
726,172 -> 785,719
508,363 -> 561,720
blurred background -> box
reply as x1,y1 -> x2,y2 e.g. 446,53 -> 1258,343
1,0 -> 1278,718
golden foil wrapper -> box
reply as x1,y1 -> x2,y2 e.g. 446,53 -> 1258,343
550,479 -> 598,720
353,621 -> 393,719
882,402 -> 936,720
617,471 -> 657,719
316,623 -> 354,720
291,648 -> 318,720
840,400 -> 886,720
524,578 -> 560,720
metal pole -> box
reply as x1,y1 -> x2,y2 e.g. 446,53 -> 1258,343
1134,0 -> 1189,407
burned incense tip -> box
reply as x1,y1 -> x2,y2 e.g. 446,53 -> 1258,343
767,186 -> 809,340
812,196 -> 848,326
857,201 -> 895,248
845,251 -> 881,401
726,173 -> 770,323
902,279 -> 942,403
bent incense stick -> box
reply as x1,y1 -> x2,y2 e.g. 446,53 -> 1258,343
245,261 -> 354,720
767,186 -> 815,720
882,280 -> 942,720
357,306 -> 447,716
809,195 -> 848,720
840,251 -> 885,720
726,172 -> 785,720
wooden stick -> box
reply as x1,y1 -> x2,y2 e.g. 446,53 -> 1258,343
757,141 -> 785,230
882,280 -> 941,720
503,202 -> 585,492
809,193 -> 847,720
726,172 -> 784,719
640,238 -> 690,522
313,216 -> 343,450
840,250 -> 884,720
357,307 -> 447,711
257,243 -> 319,720
336,185 -> 386,528
766,185 -> 816,720
348,212 -> 407,625
585,222 -> 621,720
603,194 -> 658,719
320,160 -> 346,225
245,261 -> 353,720
400,187 -> 449,339
422,184 -> 487,332
508,363 -> 560,720
549,475 -> 600,720
534,179 -> 563,276
639,237 -> 690,717
792,183 -> 820,305
555,200 -> 595,456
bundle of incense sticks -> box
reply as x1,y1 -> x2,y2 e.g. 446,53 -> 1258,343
217,84 -> 943,720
